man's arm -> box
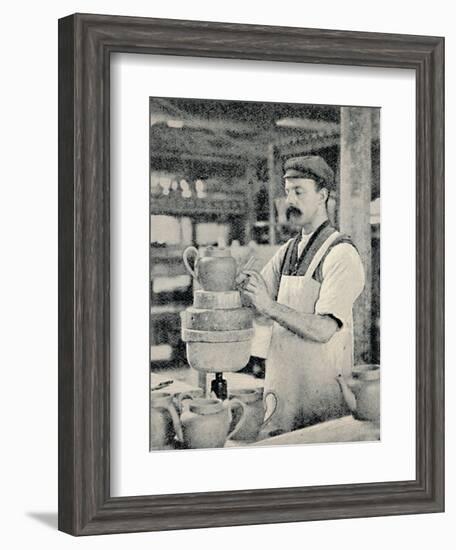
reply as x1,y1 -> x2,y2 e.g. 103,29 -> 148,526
241,243 -> 365,344
241,270 -> 338,343
267,301 -> 339,343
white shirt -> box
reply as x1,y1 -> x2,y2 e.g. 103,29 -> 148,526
297,229 -> 314,258
261,233 -> 365,329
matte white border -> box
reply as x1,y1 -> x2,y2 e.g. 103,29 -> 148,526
110,53 -> 415,496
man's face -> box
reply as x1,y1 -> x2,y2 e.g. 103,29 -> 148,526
284,178 -> 326,226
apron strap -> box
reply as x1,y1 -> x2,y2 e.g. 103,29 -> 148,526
303,231 -> 341,281
281,221 -> 336,277
312,234 -> 356,283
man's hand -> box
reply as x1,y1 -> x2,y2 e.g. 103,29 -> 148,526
239,270 -> 274,316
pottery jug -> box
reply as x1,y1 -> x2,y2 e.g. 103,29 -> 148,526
182,246 -> 237,291
336,365 -> 380,424
228,388 -> 265,441
150,392 -> 184,450
180,397 -> 246,449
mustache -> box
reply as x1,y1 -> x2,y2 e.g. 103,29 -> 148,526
286,206 -> 302,218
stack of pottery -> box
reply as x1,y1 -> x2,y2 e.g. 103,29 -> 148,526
180,246 -> 253,372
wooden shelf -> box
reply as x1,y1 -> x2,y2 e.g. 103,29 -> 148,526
150,195 -> 247,216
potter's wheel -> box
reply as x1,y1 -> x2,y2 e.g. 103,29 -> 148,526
181,289 -> 253,399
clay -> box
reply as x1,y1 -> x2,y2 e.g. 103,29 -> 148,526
193,290 -> 241,310
185,340 -> 251,372
181,306 -> 253,331
181,327 -> 253,343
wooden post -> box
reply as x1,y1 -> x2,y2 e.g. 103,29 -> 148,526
244,162 -> 257,244
339,107 -> 372,364
267,143 -> 283,245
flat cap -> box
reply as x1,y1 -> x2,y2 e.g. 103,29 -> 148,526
283,155 -> 334,189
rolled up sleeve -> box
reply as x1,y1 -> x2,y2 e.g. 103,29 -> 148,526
315,243 -> 365,328
260,240 -> 291,301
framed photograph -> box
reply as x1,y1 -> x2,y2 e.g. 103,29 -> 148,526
58,13 -> 444,535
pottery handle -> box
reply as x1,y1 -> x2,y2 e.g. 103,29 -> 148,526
182,246 -> 198,281
261,391 -> 278,429
165,401 -> 184,443
226,398 -> 247,440
175,391 -> 196,413
335,374 -> 357,413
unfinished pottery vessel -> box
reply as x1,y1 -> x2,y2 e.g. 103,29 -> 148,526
336,364 -> 380,424
150,391 -> 183,449
228,388 -> 265,441
183,246 -> 237,291
180,397 -> 246,448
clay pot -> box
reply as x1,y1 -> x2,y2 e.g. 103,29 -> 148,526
228,388 -> 265,441
150,392 -> 183,450
193,290 -> 241,310
183,246 -> 237,291
185,340 -> 251,372
180,397 -> 246,448
336,365 -> 380,424
181,306 -> 253,331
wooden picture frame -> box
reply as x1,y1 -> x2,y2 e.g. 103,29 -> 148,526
58,13 -> 444,535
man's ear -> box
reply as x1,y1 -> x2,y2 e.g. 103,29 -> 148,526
319,187 -> 329,204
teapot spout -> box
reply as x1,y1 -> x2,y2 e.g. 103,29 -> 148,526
336,374 -> 357,413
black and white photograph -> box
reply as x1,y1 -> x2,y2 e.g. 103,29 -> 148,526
149,97 -> 380,451
1,0 -> 447,544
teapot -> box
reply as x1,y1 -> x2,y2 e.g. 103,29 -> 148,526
182,246 -> 237,292
150,391 -> 184,450
336,365 -> 380,424
180,396 -> 246,449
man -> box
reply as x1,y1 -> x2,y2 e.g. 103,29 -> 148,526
238,155 -> 365,436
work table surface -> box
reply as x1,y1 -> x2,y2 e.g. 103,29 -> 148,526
151,372 -> 379,447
